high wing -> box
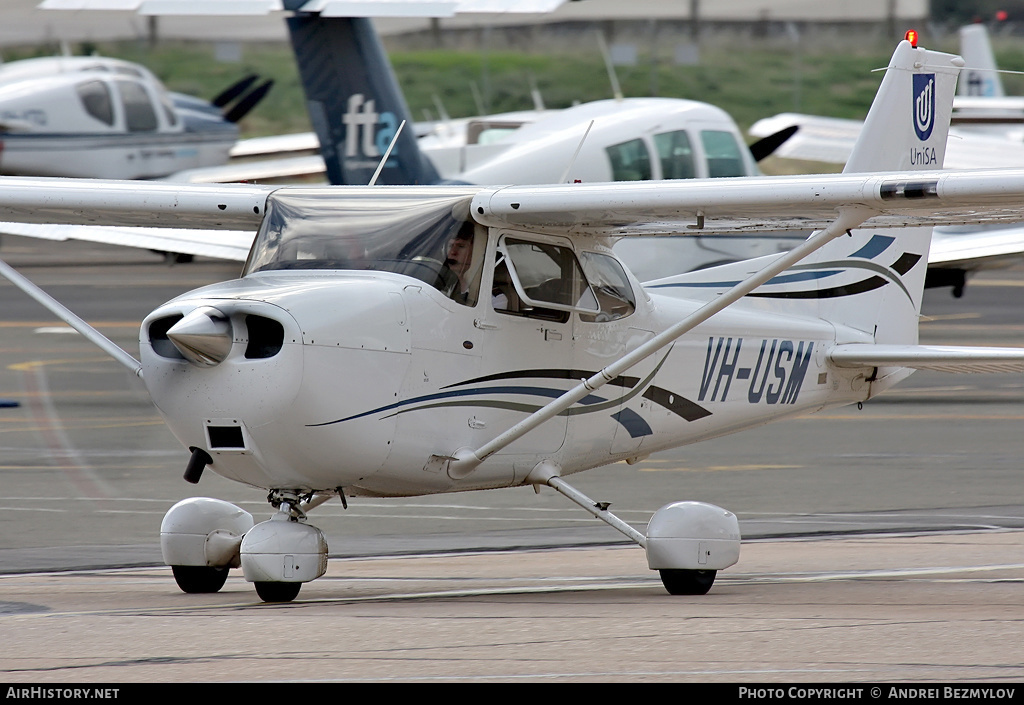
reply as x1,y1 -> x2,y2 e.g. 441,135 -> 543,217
468,168 -> 1024,236
7,167 -> 1024,238
7,166 -> 1024,273
0,223 -> 252,261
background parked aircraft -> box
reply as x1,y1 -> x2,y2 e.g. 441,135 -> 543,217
0,53 -> 270,179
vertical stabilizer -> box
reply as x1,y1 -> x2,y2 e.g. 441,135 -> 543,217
285,13 -> 441,186
822,39 -> 962,354
843,39 -> 961,174
668,40 -> 964,364
958,24 -> 1004,98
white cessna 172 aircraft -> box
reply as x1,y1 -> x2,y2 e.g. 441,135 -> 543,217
4,36 -> 1024,602
0,52 -> 271,179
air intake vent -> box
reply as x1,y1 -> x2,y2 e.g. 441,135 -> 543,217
245,315 -> 284,359
148,314 -> 185,359
208,425 -> 245,450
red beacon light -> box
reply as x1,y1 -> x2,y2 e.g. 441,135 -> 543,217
905,29 -> 919,47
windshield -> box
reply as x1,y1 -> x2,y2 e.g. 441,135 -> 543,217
244,187 -> 482,296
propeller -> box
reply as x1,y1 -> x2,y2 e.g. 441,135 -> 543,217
748,124 -> 799,162
211,74 -> 260,108
223,79 -> 274,123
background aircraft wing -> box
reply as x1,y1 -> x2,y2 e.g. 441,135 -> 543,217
749,113 -> 860,166
750,114 -> 1024,169
930,224 -> 1024,271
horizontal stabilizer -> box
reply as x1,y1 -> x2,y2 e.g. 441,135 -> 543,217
829,344 -> 1024,373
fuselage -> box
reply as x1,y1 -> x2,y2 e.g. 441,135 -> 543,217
138,188 -> 879,498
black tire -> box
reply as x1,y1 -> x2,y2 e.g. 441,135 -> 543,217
659,569 -> 717,595
172,565 -> 229,594
254,581 -> 302,603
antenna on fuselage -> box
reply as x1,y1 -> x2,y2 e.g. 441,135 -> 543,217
596,30 -> 624,102
368,120 -> 406,186
559,119 -> 595,184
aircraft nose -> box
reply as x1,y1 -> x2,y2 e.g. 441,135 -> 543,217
167,306 -> 233,367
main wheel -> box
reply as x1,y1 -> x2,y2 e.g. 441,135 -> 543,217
659,569 -> 717,595
254,581 -> 302,603
172,565 -> 229,594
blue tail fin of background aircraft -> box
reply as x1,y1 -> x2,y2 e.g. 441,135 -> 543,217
285,13 -> 441,186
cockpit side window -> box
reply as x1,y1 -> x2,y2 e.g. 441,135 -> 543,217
605,138 -> 652,181
496,237 -> 599,323
117,79 -> 158,132
700,129 -> 747,177
76,80 -> 114,127
578,252 -> 636,322
654,130 -> 696,180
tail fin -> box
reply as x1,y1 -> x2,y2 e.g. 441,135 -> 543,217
284,12 -> 441,186
822,39 -> 961,346
843,39 -> 960,174
958,24 -> 1004,98
658,40 -> 963,351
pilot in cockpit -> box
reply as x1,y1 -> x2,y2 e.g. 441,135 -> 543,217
443,220 -> 481,305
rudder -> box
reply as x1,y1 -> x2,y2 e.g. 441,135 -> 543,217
285,12 -> 441,186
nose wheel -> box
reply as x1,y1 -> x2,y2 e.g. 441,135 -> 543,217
254,580 -> 302,603
659,568 -> 717,595
172,565 -> 230,594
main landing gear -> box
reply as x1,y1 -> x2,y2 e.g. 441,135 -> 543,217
160,491 -> 330,603
525,461 -> 741,595
160,465 -> 739,601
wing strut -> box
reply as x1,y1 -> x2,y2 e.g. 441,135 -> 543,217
0,259 -> 143,377
447,207 -> 870,478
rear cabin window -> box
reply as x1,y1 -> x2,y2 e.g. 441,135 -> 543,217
76,80 -> 114,126
118,79 -> 159,132
654,130 -> 696,180
578,252 -> 635,322
700,130 -> 747,177
605,138 -> 652,181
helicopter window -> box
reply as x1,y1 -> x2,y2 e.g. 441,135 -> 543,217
497,238 -> 599,323
700,129 -> 747,177
578,252 -> 636,322
244,188 -> 485,304
75,79 -> 114,126
118,79 -> 158,132
605,138 -> 652,181
654,130 -> 696,180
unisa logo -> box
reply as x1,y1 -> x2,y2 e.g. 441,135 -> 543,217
913,74 -> 935,141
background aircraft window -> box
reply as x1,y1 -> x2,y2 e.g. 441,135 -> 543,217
605,138 -> 652,181
467,120 -> 526,145
117,79 -> 158,132
578,252 -> 636,322
700,130 -> 747,177
158,90 -> 178,128
75,80 -> 114,126
654,131 -> 696,180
